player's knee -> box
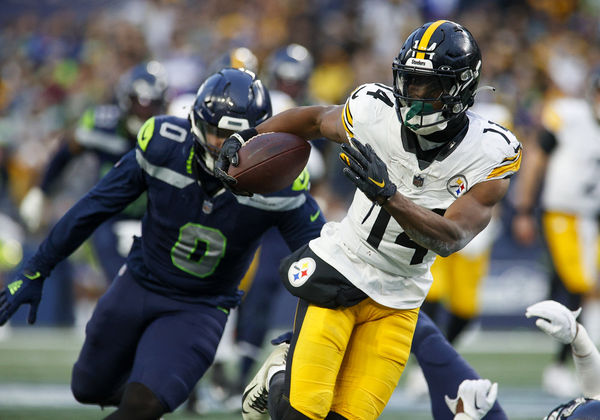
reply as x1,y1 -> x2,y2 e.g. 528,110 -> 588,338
116,382 -> 166,419
71,364 -> 113,405
411,312 -> 440,353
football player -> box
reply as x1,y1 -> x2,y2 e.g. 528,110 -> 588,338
526,300 -> 600,420
512,67 -> 600,397
217,20 -> 522,420
0,67 -> 325,419
454,300 -> 600,420
19,61 -> 168,283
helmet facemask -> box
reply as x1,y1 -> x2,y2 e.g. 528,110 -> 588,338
393,61 -> 480,136
189,112 -> 246,173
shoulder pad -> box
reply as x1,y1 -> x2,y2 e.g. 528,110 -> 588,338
342,83 -> 395,140
136,115 -> 191,156
479,119 -> 522,180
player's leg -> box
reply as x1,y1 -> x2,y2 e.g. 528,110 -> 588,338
411,311 -> 508,420
330,302 -> 418,420
542,212 -> 596,396
266,299 -> 355,420
71,266 -> 147,406
421,255 -> 449,323
238,230 -> 291,386
446,250 -> 489,343
113,298 -> 228,416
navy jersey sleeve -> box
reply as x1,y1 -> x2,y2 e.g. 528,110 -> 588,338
27,149 -> 146,276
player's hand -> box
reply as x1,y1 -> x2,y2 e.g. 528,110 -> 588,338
19,187 -> 46,232
214,128 -> 257,196
525,300 -> 582,344
445,379 -> 498,420
0,270 -> 46,326
339,138 -> 397,205
511,213 -> 537,246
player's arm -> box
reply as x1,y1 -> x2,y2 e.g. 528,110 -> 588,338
0,150 -> 146,326
256,105 -> 349,144
215,105 -> 348,189
386,178 -> 509,257
511,130 -> 551,245
340,137 -> 511,256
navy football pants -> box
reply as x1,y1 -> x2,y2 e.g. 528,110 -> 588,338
412,311 -> 508,420
71,266 -> 228,411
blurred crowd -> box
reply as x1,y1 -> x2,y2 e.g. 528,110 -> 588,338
0,0 -> 600,313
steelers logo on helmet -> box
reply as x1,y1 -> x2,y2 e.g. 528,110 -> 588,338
392,20 -> 482,136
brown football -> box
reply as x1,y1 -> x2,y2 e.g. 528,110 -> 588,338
228,132 -> 311,194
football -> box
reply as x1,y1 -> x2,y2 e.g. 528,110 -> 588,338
228,132 -> 311,194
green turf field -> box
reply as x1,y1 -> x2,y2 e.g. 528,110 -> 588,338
0,326 -> 569,419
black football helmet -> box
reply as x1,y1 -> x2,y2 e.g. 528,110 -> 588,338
392,20 -> 482,135
189,67 -> 272,173
545,397 -> 600,420
116,61 -> 169,137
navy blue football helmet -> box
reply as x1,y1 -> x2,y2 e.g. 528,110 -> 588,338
116,61 -> 169,136
189,67 -> 272,173
266,43 -> 313,101
545,397 -> 600,420
392,20 -> 482,135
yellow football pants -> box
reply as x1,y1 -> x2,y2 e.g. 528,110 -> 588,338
542,212 -> 597,294
427,250 -> 490,318
288,299 -> 419,419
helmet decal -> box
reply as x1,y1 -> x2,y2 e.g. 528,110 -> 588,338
392,20 -> 482,135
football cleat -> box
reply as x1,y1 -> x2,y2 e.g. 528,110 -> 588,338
241,342 -> 289,420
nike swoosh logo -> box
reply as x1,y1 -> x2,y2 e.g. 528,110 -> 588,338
310,210 -> 321,222
241,384 -> 256,414
474,394 -> 481,410
24,272 -> 41,280
368,177 -> 385,188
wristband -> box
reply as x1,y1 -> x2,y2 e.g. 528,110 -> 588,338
231,128 -> 258,145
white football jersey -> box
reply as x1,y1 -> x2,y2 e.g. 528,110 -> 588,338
540,97 -> 600,216
309,83 -> 521,309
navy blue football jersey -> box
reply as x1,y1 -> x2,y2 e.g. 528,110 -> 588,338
28,115 -> 325,308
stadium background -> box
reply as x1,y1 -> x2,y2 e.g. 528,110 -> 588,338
1,0 -> 600,418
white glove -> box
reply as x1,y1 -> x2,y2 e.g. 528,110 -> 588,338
19,187 -> 46,232
525,300 -> 582,344
445,379 -> 498,420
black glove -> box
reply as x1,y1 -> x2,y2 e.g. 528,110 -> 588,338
214,128 -> 257,196
339,138 -> 397,205
0,269 -> 46,326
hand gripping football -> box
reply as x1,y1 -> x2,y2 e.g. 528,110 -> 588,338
228,132 -> 311,194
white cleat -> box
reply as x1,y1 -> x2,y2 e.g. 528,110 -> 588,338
241,343 -> 289,420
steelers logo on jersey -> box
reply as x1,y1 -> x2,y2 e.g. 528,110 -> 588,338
288,257 -> 316,287
447,175 -> 468,198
